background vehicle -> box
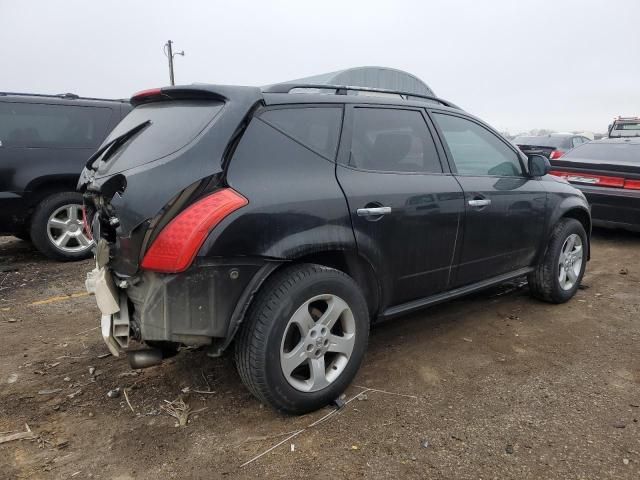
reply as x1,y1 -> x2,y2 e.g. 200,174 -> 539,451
0,92 -> 131,260
608,116 -> 640,138
80,75 -> 591,414
514,133 -> 591,159
550,138 -> 640,232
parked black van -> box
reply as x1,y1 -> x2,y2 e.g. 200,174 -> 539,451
0,92 -> 130,260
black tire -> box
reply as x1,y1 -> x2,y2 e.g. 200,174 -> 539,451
528,218 -> 588,303
29,191 -> 93,262
234,263 -> 370,414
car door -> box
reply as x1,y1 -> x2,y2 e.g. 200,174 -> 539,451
430,110 -> 547,287
336,105 -> 464,308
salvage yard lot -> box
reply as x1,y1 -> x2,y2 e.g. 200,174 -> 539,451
1,231 -> 639,479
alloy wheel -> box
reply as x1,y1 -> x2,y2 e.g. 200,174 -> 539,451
558,233 -> 583,290
46,204 -> 93,254
280,294 -> 356,392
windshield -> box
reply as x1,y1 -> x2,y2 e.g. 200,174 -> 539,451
564,142 -> 640,163
96,99 -> 223,176
513,136 -> 571,149
610,121 -> 640,137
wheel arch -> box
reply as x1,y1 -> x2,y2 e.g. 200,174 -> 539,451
216,248 -> 380,357
559,206 -> 591,260
284,249 -> 380,318
23,175 -> 80,208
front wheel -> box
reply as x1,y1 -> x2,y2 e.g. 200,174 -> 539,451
234,264 -> 370,414
528,218 -> 588,303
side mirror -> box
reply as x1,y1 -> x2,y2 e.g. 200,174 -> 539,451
528,154 -> 551,177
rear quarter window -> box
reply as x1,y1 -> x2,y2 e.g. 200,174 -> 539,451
0,102 -> 112,148
258,107 -> 343,160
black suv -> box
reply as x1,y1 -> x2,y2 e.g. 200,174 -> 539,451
80,83 -> 591,414
0,92 -> 130,260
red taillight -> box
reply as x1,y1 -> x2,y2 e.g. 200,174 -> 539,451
141,188 -> 248,273
131,88 -> 163,105
624,179 -> 640,190
549,150 -> 565,159
550,170 -> 625,188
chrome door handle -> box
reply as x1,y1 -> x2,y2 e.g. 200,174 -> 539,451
357,206 -> 392,217
468,199 -> 491,207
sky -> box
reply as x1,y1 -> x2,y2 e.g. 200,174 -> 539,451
1,0 -> 639,134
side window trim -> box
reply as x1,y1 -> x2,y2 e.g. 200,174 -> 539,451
256,104 -> 344,163
336,104 -> 447,175
426,109 -> 527,177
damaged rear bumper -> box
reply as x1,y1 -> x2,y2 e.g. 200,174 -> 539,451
87,259 -> 279,356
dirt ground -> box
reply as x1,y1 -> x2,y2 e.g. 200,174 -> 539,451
1,230 -> 639,480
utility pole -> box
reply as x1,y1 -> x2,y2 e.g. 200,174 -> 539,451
164,40 -> 185,86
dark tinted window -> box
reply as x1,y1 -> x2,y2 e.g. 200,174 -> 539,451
97,100 -> 223,176
513,135 -> 572,149
260,107 -> 342,160
564,142 -> 640,163
349,108 -> 442,173
0,102 -> 112,148
434,113 -> 522,176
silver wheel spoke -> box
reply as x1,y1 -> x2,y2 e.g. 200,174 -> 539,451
318,296 -> 348,329
48,217 -> 67,229
77,233 -> 92,247
290,308 -> 315,336
308,357 -> 328,390
67,206 -> 78,221
559,267 -> 567,285
567,267 -> 578,283
281,342 -> 307,376
328,333 -> 355,355
573,245 -> 583,259
564,236 -> 575,253
55,232 -> 71,247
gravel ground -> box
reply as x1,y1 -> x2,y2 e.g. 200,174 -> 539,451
0,230 -> 639,479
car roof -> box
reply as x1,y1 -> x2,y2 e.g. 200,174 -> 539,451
595,137 -> 640,145
0,92 -> 129,107
515,133 -> 576,139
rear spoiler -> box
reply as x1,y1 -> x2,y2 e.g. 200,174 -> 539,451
130,86 -> 231,106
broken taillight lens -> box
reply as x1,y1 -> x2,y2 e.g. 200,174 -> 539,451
141,188 -> 248,273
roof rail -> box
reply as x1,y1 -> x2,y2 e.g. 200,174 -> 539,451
262,83 -> 459,109
0,91 -> 128,102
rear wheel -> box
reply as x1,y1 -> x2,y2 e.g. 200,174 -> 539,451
528,218 -> 587,303
234,264 -> 369,414
29,192 -> 94,261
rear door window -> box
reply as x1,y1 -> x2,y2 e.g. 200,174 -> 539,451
0,102 -> 112,148
433,113 -> 523,176
259,107 -> 342,160
349,107 -> 442,173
